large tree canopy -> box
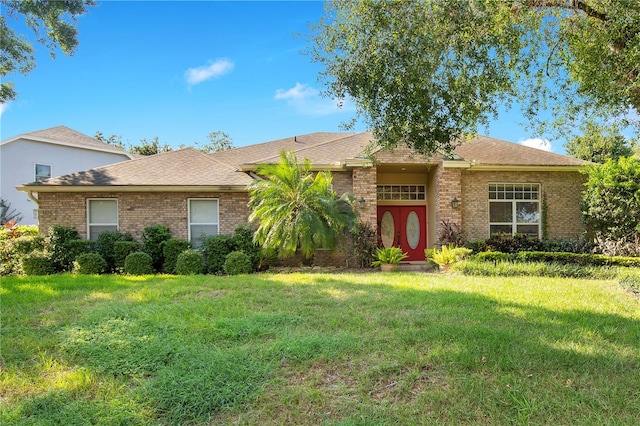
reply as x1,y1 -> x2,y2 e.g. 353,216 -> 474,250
310,0 -> 640,155
565,121 -> 635,163
1,0 -> 95,103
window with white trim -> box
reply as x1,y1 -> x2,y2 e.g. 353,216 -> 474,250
35,164 -> 51,182
489,183 -> 540,238
189,198 -> 219,248
87,199 -> 118,241
377,185 -> 426,201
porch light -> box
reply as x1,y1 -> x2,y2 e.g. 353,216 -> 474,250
358,197 -> 366,209
451,197 -> 459,209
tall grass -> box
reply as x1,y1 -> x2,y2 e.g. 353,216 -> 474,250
1,272 -> 639,425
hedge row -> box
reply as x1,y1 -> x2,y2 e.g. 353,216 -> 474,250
2,224 -> 265,276
473,250 -> 640,267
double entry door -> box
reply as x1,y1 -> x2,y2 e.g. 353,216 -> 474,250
377,206 -> 427,261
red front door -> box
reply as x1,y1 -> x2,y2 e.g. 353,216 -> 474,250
377,206 -> 427,261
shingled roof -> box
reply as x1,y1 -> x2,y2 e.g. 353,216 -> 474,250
1,125 -> 134,157
453,136 -> 587,167
22,148 -> 252,189
18,131 -> 587,193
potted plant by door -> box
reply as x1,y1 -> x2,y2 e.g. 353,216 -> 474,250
429,245 -> 472,272
372,247 -> 408,272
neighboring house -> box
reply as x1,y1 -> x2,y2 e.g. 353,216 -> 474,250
17,132 -> 587,264
1,126 -> 134,225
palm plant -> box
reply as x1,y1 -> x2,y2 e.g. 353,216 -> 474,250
248,150 -> 354,259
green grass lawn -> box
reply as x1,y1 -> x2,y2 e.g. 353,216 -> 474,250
1,272 -> 639,425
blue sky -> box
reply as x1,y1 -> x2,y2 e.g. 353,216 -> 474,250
1,0 -> 559,153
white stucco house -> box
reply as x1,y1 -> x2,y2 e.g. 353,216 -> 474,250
0,126 -> 133,225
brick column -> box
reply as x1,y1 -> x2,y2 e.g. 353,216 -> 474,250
435,165 -> 462,244
352,165 -> 377,227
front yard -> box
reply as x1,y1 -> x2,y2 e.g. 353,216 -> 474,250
1,272 -> 639,425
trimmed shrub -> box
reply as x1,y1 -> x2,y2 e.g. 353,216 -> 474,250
485,233 -> 543,254
67,239 -> 96,261
114,240 -> 140,270
176,250 -> 204,275
465,239 -> 488,254
74,253 -> 107,275
202,234 -> 235,274
231,226 -> 261,271
540,238 -> 596,254
142,224 -> 172,272
96,231 -> 135,272
517,251 -> 640,268
162,238 -> 190,273
47,225 -> 80,272
474,251 -> 515,262
124,252 -> 154,275
223,251 -> 252,275
21,251 -> 55,276
12,235 -> 46,255
454,259 -> 617,279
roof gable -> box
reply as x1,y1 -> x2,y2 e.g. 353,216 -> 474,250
211,132 -> 364,167
24,148 -> 253,188
452,136 -> 588,167
1,125 -> 134,158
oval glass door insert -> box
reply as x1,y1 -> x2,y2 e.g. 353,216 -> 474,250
406,211 -> 420,249
380,211 -> 395,248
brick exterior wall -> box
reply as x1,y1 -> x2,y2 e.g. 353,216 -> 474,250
460,170 -> 586,241
37,191 -> 251,240
352,165 -> 377,227
331,171 -> 354,198
435,166 -> 462,243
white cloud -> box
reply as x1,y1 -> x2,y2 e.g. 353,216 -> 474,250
0,102 -> 9,118
274,82 -> 354,116
519,137 -> 552,152
185,59 -> 234,86
275,82 -> 318,101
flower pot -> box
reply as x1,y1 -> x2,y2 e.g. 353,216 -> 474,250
380,263 -> 399,272
438,264 -> 451,273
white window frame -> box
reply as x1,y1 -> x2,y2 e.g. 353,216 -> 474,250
488,183 -> 541,238
377,184 -> 426,201
87,198 -> 119,240
34,163 -> 52,182
188,198 -> 219,246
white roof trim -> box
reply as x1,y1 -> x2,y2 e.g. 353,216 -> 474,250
0,135 -> 135,159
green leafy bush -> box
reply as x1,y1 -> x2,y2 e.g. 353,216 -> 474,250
96,231 -> 135,272
223,251 -> 252,275
12,235 -> 46,255
231,226 -> 262,271
162,238 -> 190,273
21,251 -> 55,276
114,241 -> 140,270
202,234 -> 234,274
142,224 -> 172,272
46,225 -> 80,272
74,253 -> 107,275
124,252 -> 154,275
465,239 -> 489,254
484,233 -> 544,254
454,259 -> 617,279
430,245 -> 472,267
372,247 -> 408,266
517,251 -> 640,267
473,251 -> 515,262
582,157 -> 640,256
67,239 -> 96,261
176,250 -> 204,275
350,221 -> 378,268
